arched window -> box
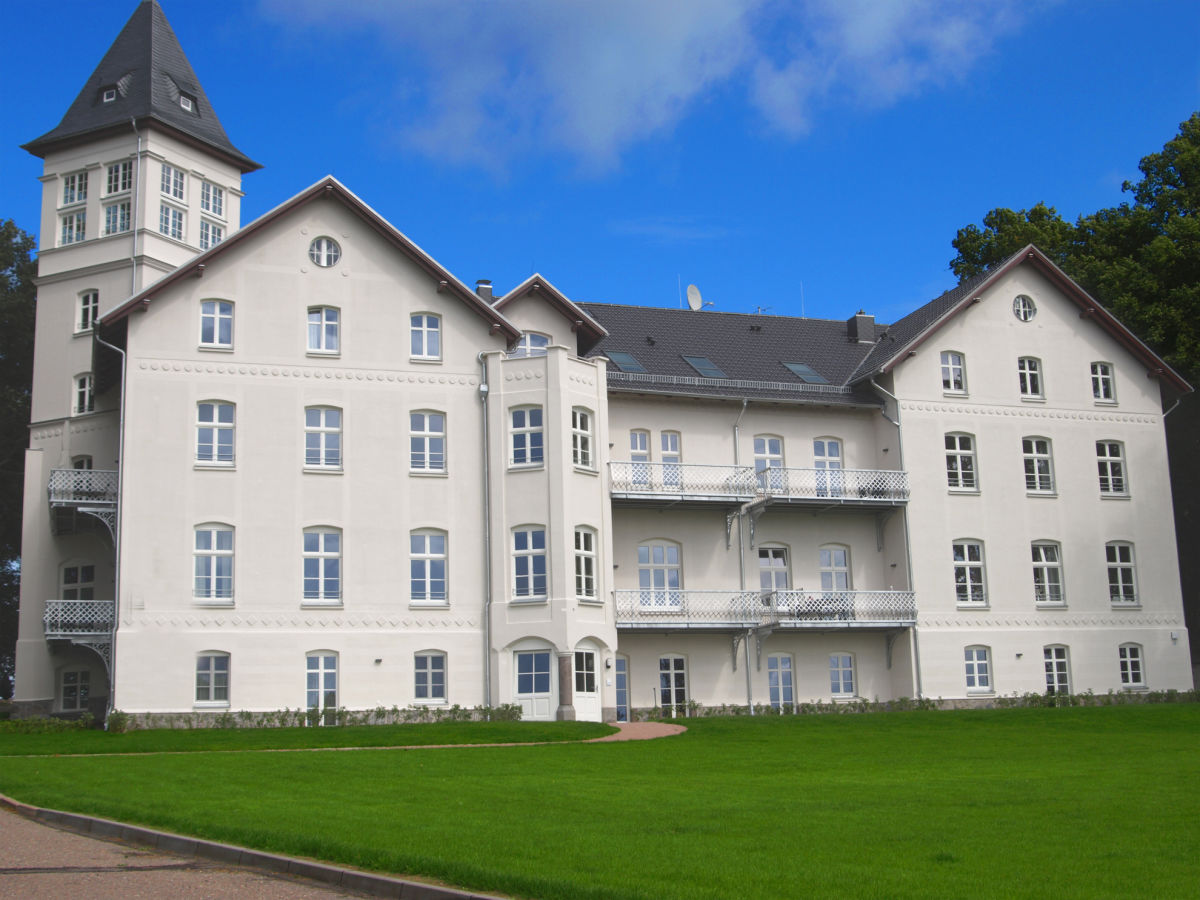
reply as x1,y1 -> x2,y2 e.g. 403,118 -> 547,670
1043,645 -> 1070,695
952,539 -> 986,606
194,524 -> 234,602
638,540 -> 681,609
199,299 -> 233,348
574,527 -> 598,600
510,332 -> 550,358
512,526 -> 547,600
572,408 -> 594,468
1096,441 -> 1127,495
945,433 -> 977,490
1031,541 -> 1064,604
1118,643 -> 1145,688
410,313 -> 441,360
305,651 -> 338,725
1022,437 -> 1054,493
813,437 -> 843,497
410,411 -> 446,472
196,400 -> 235,465
304,406 -> 342,469
1106,542 -> 1137,604
964,646 -> 991,692
1018,357 -> 1044,398
302,527 -> 342,603
196,651 -> 230,705
510,406 -> 544,467
410,529 -> 447,605
753,435 -> 784,491
940,351 -> 966,393
415,650 -> 447,701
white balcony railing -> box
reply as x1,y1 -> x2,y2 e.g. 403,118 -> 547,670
48,469 -> 118,506
609,462 -> 908,503
614,589 -> 916,628
43,600 -> 114,637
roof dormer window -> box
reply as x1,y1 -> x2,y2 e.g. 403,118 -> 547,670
180,95 -> 194,112
102,88 -> 117,103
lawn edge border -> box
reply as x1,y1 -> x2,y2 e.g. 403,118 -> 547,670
0,793 -> 504,899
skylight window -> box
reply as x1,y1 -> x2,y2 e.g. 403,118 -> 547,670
783,362 -> 829,384
682,356 -> 726,378
606,351 -> 646,373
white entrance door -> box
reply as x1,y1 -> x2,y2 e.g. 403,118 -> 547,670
515,650 -> 553,721
574,649 -> 601,722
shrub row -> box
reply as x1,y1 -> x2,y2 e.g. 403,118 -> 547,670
105,703 -> 523,733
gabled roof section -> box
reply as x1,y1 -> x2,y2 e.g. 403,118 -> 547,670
580,303 -> 884,407
493,274 -> 608,354
100,176 -> 521,342
22,1 -> 259,172
849,245 -> 1191,393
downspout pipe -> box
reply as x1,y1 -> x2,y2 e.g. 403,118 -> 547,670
94,333 -> 126,727
477,352 -> 493,713
129,119 -> 141,294
870,377 -> 922,699
732,399 -> 754,715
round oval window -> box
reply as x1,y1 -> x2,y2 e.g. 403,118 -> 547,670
1013,294 -> 1036,322
308,237 -> 341,267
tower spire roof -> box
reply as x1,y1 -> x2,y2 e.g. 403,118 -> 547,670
22,0 -> 260,172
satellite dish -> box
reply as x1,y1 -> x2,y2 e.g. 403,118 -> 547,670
686,284 -> 702,311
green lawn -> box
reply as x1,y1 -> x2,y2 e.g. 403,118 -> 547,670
1,706 -> 1197,899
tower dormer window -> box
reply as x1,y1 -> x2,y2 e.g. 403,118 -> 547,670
102,88 -> 117,103
180,94 -> 194,112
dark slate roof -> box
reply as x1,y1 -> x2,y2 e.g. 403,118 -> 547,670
22,1 -> 259,172
578,303 -> 886,407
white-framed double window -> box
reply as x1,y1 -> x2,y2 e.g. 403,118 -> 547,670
77,290 -> 99,333
161,163 -> 185,200
106,161 -> 132,195
829,653 -> 856,697
945,432 -> 977,490
104,201 -> 131,236
1044,646 -> 1071,695
510,406 -> 544,467
410,411 -> 446,472
304,407 -> 342,469
819,545 -> 851,592
303,528 -> 342,604
61,211 -> 86,245
1032,541 -> 1064,605
196,401 -> 235,465
199,300 -> 233,348
758,547 -> 789,592
159,204 -> 184,241
194,524 -> 234,601
410,530 -> 447,606
72,373 -> 94,415
767,655 -> 794,710
574,527 -> 598,601
200,181 -> 225,217
572,407 -> 594,469
1022,437 -> 1055,494
964,646 -> 992,692
307,306 -> 340,354
196,652 -> 230,705
940,351 -> 966,393
513,526 -> 548,601
305,652 -> 338,725
952,539 -> 986,606
61,670 -> 90,712
199,220 -> 224,250
659,655 -> 687,716
1017,357 -> 1043,399
415,652 -> 446,701
1096,441 -> 1128,495
511,332 -> 550,358
1091,362 -> 1116,403
630,429 -> 650,485
62,171 -> 88,205
753,434 -> 784,491
661,431 -> 681,487
638,540 -> 682,608
410,313 -> 441,360
1118,643 -> 1145,688
1106,542 -> 1137,605
61,563 -> 95,601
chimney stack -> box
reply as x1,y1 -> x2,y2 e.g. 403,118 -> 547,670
475,279 -> 493,302
847,310 -> 874,343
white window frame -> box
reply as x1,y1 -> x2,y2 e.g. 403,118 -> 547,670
308,236 -> 341,267
200,181 -> 225,217
196,652 -> 230,706
510,406 -> 544,467
638,540 -> 682,609
813,436 -> 844,497
753,434 -> 785,491
953,539 -> 987,606
1012,294 -> 1037,322
574,527 -> 598,601
307,306 -> 340,355
940,351 -> 966,394
415,651 -> 447,702
60,210 -> 86,245
194,524 -> 234,603
410,313 -> 441,360
77,290 -> 99,333
945,432 -> 978,491
1022,436 -> 1055,494
159,204 -> 184,241
409,411 -> 446,473
302,528 -> 342,604
305,651 -> 338,725
575,650 -> 597,695
1044,645 -> 1071,695
1031,541 -> 1064,605
199,300 -> 233,349
1097,441 -> 1128,495
60,562 -> 95,601
410,530 -> 447,606
1091,362 -> 1116,403
1018,357 -> 1044,399
658,655 -> 687,716
1106,541 -> 1138,605
819,545 -> 851,592
512,526 -> 548,602
1118,643 -> 1145,689
106,161 -> 132,195
304,406 -> 343,470
661,431 -> 681,487
829,653 -> 856,697
630,429 -> 650,486
758,546 -> 789,592
511,332 -> 550,358
72,373 -> 94,415
103,201 -> 131,236
160,163 -> 185,200
571,407 -> 594,469
199,219 -> 224,250
964,646 -> 992,693
62,171 -> 88,205
767,654 -> 794,711
60,669 -> 90,712
196,401 -> 235,466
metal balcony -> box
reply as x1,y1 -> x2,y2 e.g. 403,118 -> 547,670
614,589 -> 916,629
47,468 -> 118,537
44,599 -> 115,638
609,462 -> 907,506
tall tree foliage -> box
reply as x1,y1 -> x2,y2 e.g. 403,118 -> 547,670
0,220 -> 36,698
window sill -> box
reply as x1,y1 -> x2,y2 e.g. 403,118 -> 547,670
409,601 -> 449,610
194,462 -> 235,471
306,351 -> 340,359
410,357 -> 443,365
198,345 -> 234,353
577,597 -> 604,606
956,603 -> 989,611
72,328 -> 93,338
194,701 -> 230,710
942,391 -> 968,399
409,469 -> 448,478
1093,400 -> 1118,407
1110,602 -> 1142,610
411,698 -> 448,707
509,463 -> 545,472
573,465 -> 599,476
1026,491 -> 1058,499
1020,397 -> 1046,403
1100,493 -> 1131,501
966,689 -> 995,697
303,466 -> 343,475
193,599 -> 234,607
1035,602 -> 1067,610
1122,684 -> 1149,692
947,487 -> 980,495
301,600 -> 344,609
830,695 -> 859,703
511,597 -> 548,606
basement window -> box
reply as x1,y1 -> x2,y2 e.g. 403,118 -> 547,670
606,351 -> 646,373
783,362 -> 829,384
682,356 -> 726,378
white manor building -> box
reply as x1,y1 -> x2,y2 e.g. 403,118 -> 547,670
13,1 -> 1195,722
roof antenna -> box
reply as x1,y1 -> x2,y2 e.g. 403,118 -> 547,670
678,274 -> 683,309
800,281 -> 806,319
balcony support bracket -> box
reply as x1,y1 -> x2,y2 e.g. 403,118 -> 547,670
886,631 -> 898,669
874,509 -> 895,552
737,497 -> 770,549
730,632 -> 743,671
75,638 -> 112,675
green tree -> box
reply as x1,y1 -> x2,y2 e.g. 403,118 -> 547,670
0,220 -> 36,699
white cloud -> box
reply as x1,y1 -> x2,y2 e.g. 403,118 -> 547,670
260,0 -> 1032,167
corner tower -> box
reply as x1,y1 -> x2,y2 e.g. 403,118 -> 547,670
13,0 -> 258,717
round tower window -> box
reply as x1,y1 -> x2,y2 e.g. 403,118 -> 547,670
1013,294 -> 1036,322
308,237 -> 341,267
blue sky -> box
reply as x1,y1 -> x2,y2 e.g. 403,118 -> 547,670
3,0 -> 1198,324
